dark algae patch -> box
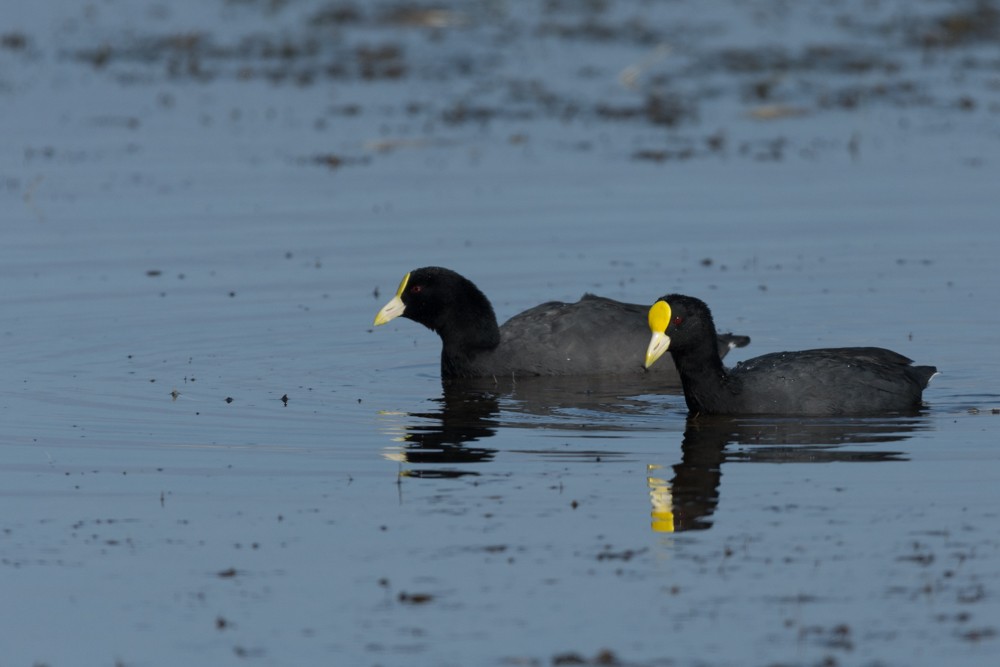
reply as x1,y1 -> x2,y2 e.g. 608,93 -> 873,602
56,0 -> 1000,167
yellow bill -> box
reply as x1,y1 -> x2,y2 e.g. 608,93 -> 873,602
373,272 -> 410,326
644,300 -> 672,368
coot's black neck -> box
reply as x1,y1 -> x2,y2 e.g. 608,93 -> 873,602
436,286 -> 501,378
670,338 -> 736,416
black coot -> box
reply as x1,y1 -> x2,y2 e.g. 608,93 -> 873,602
644,294 -> 937,416
374,267 -> 750,381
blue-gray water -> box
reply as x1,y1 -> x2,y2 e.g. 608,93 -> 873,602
2,1 -> 999,665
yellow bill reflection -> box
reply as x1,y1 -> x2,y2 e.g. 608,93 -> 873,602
647,464 -> 675,533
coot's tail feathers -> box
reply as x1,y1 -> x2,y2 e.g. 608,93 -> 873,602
913,366 -> 939,389
718,333 -> 751,350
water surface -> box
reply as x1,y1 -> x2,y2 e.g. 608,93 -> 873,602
2,1 -> 1000,665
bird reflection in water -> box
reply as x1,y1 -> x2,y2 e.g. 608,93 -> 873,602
380,375 -> 677,478
648,415 -> 929,532
381,390 -> 500,478
382,374 -> 684,474
379,382 -> 929,532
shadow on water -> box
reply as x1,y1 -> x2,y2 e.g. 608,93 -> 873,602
461,374 -> 686,429
650,414 -> 931,532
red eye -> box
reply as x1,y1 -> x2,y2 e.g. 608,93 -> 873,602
410,285 -> 423,294
673,316 -> 683,325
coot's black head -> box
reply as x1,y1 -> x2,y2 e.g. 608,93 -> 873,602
373,267 -> 499,345
644,294 -> 719,368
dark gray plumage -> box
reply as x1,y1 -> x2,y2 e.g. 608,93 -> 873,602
645,294 -> 937,416
374,267 -> 750,381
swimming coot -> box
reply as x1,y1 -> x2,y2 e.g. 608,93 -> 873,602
373,267 -> 750,381
644,294 -> 937,416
